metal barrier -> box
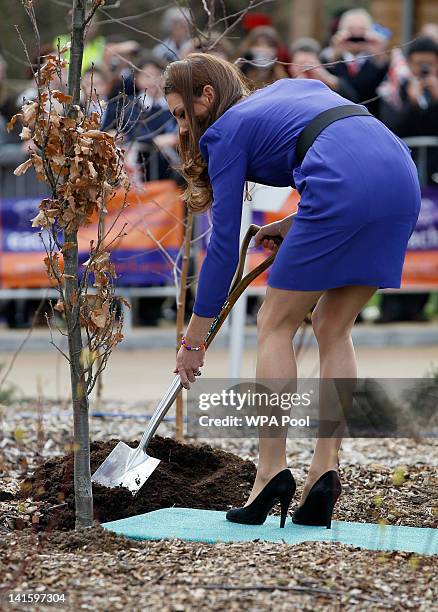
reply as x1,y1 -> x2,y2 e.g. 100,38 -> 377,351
403,136 -> 438,187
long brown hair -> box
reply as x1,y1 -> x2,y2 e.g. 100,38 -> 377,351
164,53 -> 251,213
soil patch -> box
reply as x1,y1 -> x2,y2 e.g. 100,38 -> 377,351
19,436 -> 256,531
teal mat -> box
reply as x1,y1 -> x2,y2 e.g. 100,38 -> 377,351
102,508 -> 437,555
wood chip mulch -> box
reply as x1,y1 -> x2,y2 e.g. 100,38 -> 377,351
0,399 -> 437,610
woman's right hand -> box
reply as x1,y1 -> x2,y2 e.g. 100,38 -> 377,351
254,216 -> 294,251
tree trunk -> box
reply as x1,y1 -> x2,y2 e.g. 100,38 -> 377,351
66,0 -> 93,529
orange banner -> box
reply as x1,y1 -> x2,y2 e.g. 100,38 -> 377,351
0,180 -> 184,288
2,182 -> 438,291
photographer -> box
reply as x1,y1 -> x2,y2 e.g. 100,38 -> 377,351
380,36 -> 438,183
134,52 -> 178,183
324,8 -> 390,117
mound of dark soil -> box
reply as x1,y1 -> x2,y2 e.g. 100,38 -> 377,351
19,436 -> 256,531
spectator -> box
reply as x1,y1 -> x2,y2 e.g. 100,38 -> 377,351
324,8 -> 390,116
81,66 -> 146,145
78,35 -> 141,108
153,7 -> 191,63
135,54 -> 169,112
241,12 -> 290,65
236,26 -> 289,88
134,52 -> 178,182
102,34 -> 142,97
289,37 -> 359,100
380,36 -> 438,183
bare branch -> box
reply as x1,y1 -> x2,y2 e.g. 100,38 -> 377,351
46,313 -> 71,362
95,4 -> 171,26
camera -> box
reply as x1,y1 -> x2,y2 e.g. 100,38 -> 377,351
419,63 -> 431,78
346,36 -> 367,44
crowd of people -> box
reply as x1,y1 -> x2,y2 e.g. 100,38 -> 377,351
0,6 -> 437,326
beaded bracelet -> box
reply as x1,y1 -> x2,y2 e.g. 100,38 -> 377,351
181,336 -> 206,351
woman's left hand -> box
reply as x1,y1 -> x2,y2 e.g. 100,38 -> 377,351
254,215 -> 295,251
174,345 -> 205,389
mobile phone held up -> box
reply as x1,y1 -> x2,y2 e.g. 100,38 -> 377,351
420,63 -> 431,78
346,36 -> 367,43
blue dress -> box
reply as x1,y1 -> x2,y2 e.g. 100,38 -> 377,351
193,78 -> 421,318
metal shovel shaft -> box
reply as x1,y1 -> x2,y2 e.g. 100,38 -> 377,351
127,375 -> 182,468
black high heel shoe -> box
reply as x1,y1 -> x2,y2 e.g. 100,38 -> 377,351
226,469 -> 296,528
292,470 -> 341,529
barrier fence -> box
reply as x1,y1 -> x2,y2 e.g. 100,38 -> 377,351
0,137 -> 437,331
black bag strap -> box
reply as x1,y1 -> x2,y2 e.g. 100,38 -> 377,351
295,104 -> 373,165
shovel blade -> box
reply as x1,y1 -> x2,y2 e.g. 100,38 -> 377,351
91,441 -> 160,495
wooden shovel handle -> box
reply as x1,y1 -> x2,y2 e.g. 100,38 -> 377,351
204,224 -> 282,348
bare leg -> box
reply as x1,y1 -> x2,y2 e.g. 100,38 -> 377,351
245,286 -> 323,505
298,285 -> 377,505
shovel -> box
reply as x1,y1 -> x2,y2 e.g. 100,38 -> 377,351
91,223 -> 282,494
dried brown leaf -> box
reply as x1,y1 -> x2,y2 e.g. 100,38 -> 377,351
7,113 -> 22,132
19,126 -> 32,141
31,210 -> 47,228
14,158 -> 33,176
90,308 -> 108,329
87,161 -> 97,179
52,90 -> 73,104
54,299 -> 64,313
22,101 -> 39,124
